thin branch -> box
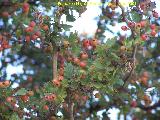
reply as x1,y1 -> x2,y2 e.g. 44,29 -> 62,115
68,91 -> 74,120
123,44 -> 137,86
52,49 -> 58,80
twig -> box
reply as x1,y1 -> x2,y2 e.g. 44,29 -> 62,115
123,44 -> 137,86
67,89 -> 74,120
52,49 -> 58,80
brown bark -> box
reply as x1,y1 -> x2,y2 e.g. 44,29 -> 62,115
52,50 -> 58,80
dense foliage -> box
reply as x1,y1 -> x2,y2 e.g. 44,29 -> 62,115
0,0 -> 160,120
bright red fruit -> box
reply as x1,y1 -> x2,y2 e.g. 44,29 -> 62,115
6,96 -> 14,103
73,57 -> 80,65
79,61 -> 87,68
25,27 -> 34,33
42,25 -> 49,31
140,21 -> 146,28
23,2 -> 30,13
58,76 -> 64,81
141,34 -> 148,41
25,35 -> 30,42
128,22 -> 135,28
121,26 -> 128,31
43,105 -> 49,110
21,95 -> 29,102
82,39 -> 90,48
35,31 -> 41,37
52,79 -> 61,87
31,34 -> 38,40
150,30 -> 156,36
29,21 -> 36,27
150,24 -> 156,30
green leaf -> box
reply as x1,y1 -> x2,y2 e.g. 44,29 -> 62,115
61,24 -> 73,31
117,79 -> 124,86
15,88 -> 27,95
130,11 -> 141,22
93,83 -> 103,89
9,113 -> 21,120
64,63 -> 74,79
110,53 -> 119,60
66,15 -> 76,22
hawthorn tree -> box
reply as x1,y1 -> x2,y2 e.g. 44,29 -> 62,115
0,0 -> 160,120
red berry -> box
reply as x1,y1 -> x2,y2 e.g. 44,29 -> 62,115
79,61 -> 87,68
6,96 -> 14,103
58,75 -> 64,81
140,21 -> 146,28
25,35 -> 30,42
128,22 -> 135,28
43,105 -> 49,110
150,30 -> 156,36
121,26 -> 128,31
80,52 -> 88,60
130,100 -> 137,107
42,25 -> 49,31
21,95 -> 29,102
23,2 -> 30,13
73,57 -> 80,65
52,79 -> 61,87
82,39 -> 90,48
35,31 -> 41,37
150,24 -> 156,30
141,34 -> 148,41
31,34 -> 38,40
25,27 -> 34,33
29,21 -> 36,27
